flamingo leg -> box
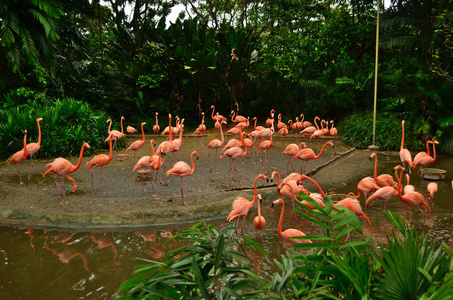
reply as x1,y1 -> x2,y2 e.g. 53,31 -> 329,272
17,163 -> 23,185
100,166 -> 105,194
214,149 -> 218,174
181,177 -> 188,206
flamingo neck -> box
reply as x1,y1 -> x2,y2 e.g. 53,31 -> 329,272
231,111 -> 235,122
23,132 -> 28,158
190,152 -> 196,174
432,142 -> 437,160
120,118 -> 124,135
37,120 -> 42,146
240,129 -> 247,155
348,191 -> 360,199
211,106 -> 215,120
426,141 -> 431,156
304,176 -> 326,198
288,120 -> 293,127
150,140 -> 155,155
254,118 -> 258,129
252,175 -> 263,205
315,142 -> 331,159
155,114 -> 158,126
395,168 -> 404,199
141,123 -> 145,142
108,137 -> 113,160
257,199 -> 262,217
401,122 -> 405,150
201,113 -> 205,124
169,117 -> 173,142
178,120 -> 184,140
278,201 -> 284,236
330,121 -> 334,131
107,120 -> 112,133
71,144 -> 88,173
373,155 -> 378,181
274,172 -> 281,186
314,117 -> 320,130
300,114 -> 304,122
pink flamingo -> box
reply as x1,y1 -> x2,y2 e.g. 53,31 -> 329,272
370,152 -> 398,188
277,126 -> 288,137
231,110 -> 247,123
271,198 -> 312,244
309,118 -> 325,144
206,120 -> 227,173
227,174 -> 268,229
8,130 -> 28,185
194,112 -> 207,147
400,120 -> 413,172
394,165 -> 430,222
282,142 -> 306,173
277,113 -> 285,130
253,117 -> 265,131
348,176 -> 380,201
105,116 -> 125,151
427,182 -> 438,207
291,141 -> 334,174
265,109 -> 275,128
300,116 -> 319,137
413,141 -> 439,176
132,140 -> 157,192
300,114 -> 312,128
43,142 -> 91,203
242,133 -> 255,164
25,117 -> 43,178
127,126 -> 137,133
254,193 -> 266,237
413,140 -> 434,163
126,122 -> 146,158
165,151 -> 199,205
257,128 -> 273,164
211,105 -> 227,130
365,166 -> 400,209
404,174 -> 415,194
153,112 -> 160,135
335,196 -> 371,225
220,127 -> 248,183
85,133 -> 114,193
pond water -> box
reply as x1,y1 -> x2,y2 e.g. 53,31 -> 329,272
1,155 -> 452,299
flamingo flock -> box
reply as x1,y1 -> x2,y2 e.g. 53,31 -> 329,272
6,111 -> 447,244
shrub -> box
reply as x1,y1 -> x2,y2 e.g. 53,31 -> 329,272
0,98 -> 114,159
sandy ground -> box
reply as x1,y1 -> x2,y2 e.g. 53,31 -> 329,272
0,131 -> 390,229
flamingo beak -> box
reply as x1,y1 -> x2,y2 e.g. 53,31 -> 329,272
271,203 -> 275,208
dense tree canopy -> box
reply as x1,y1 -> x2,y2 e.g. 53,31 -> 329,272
1,0 -> 452,156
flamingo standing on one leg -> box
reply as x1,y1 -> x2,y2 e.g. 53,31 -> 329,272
165,151 -> 199,206
291,141 -> 334,175
149,144 -> 163,199
370,152 -> 398,188
132,140 -> 156,192
43,142 -> 91,203
400,120 -> 413,173
211,105 -> 228,130
8,130 -> 28,185
126,122 -> 146,158
394,165 -> 430,223
85,133 -> 114,194
153,112 -> 160,135
206,120 -> 227,173
271,198 -> 312,244
227,174 -> 268,230
25,117 -> 44,179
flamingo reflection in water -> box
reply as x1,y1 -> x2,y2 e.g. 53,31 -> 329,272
90,233 -> 120,266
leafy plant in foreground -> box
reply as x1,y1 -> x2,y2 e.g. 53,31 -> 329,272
117,222 -> 266,299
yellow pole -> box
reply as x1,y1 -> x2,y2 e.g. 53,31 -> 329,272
372,0 -> 380,147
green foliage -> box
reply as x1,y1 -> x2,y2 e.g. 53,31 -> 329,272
0,97 -> 111,159
117,222 -> 267,299
339,112 -> 424,151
